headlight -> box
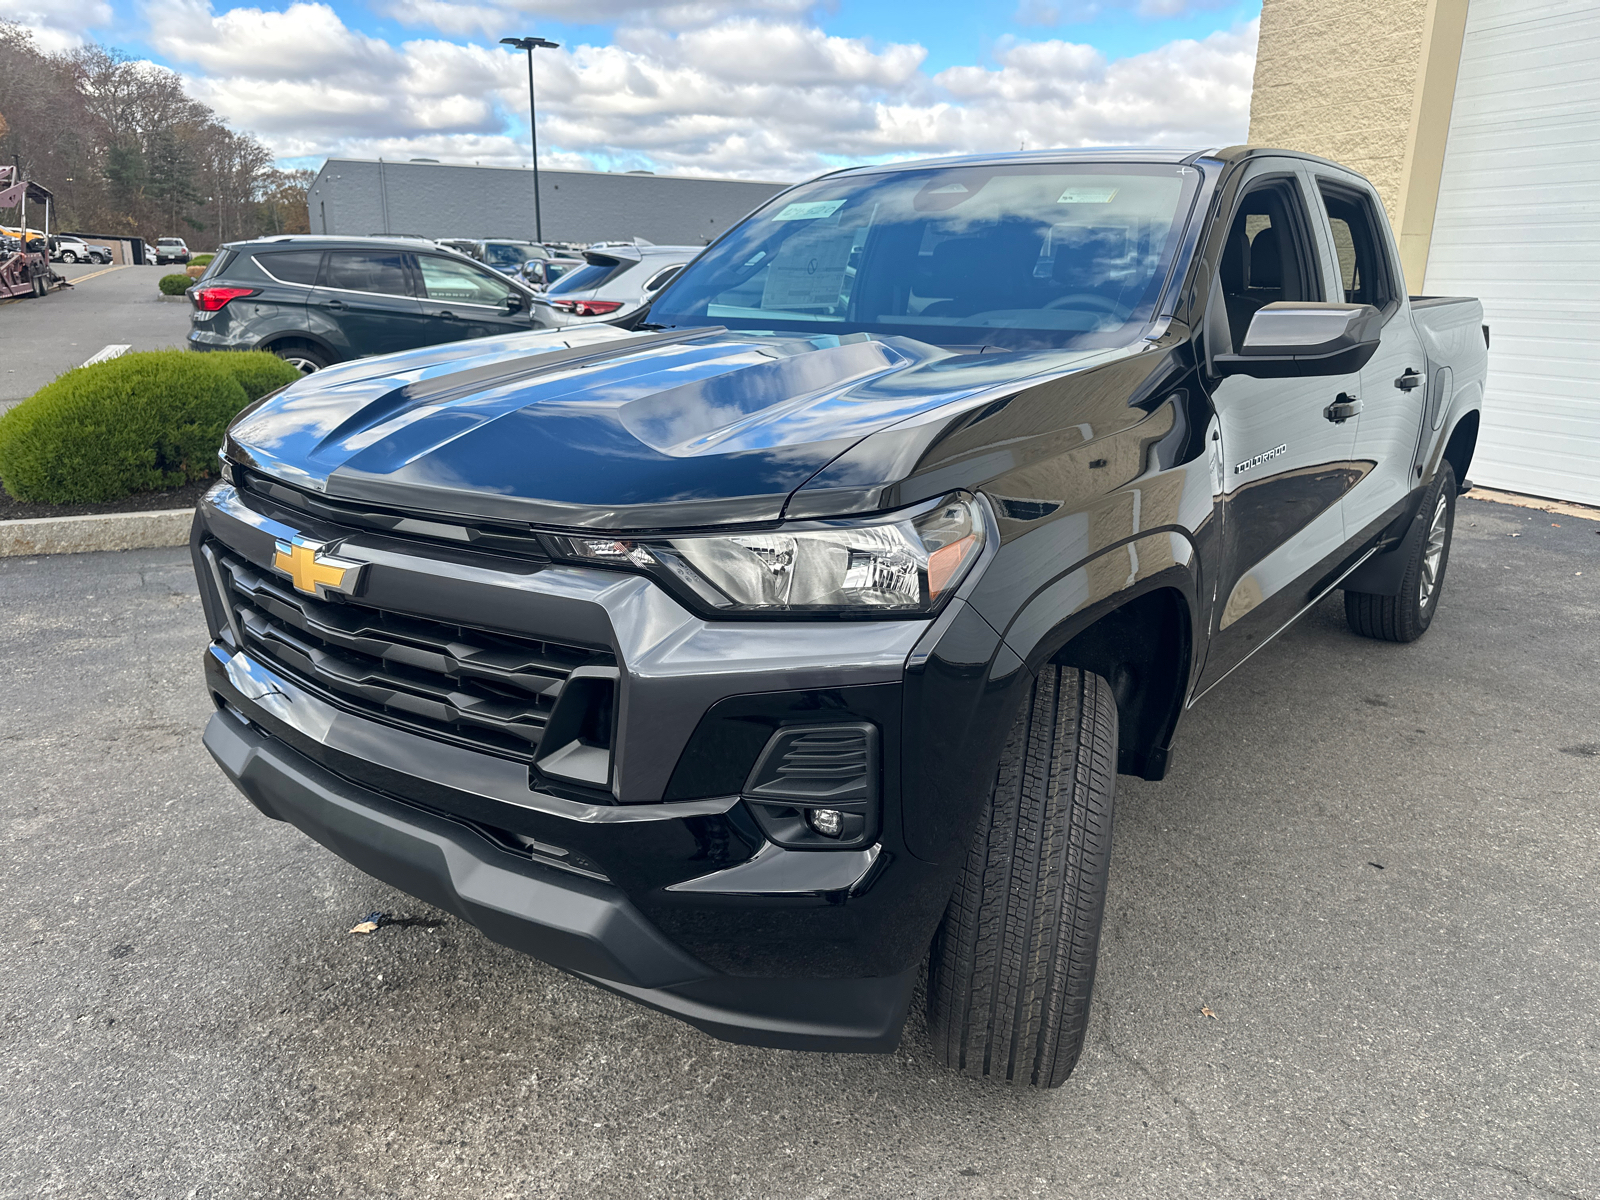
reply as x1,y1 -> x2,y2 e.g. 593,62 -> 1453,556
556,491 -> 987,616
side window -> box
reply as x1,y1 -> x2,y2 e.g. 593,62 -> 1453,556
418,255 -> 514,306
1216,177 -> 1323,349
322,250 -> 412,297
1317,183 -> 1395,308
253,250 -> 322,286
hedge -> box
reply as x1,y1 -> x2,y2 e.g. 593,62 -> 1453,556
0,350 -> 301,504
190,253 -> 215,267
158,273 -> 192,295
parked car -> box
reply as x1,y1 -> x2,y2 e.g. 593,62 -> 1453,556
154,237 -> 190,265
190,147 -> 1487,1087
50,235 -> 112,264
465,238 -> 554,279
517,255 -> 583,291
184,234 -> 556,373
534,243 -> 697,324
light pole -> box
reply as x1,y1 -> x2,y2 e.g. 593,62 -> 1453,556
500,34 -> 560,243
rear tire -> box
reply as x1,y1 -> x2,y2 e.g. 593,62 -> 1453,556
269,341 -> 330,374
1344,462 -> 1456,643
61,251 -> 78,263
928,664 -> 1117,1088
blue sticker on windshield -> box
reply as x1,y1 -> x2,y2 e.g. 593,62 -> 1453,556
772,200 -> 847,221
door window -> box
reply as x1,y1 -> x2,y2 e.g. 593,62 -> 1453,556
1216,178 -> 1323,350
1317,183 -> 1396,308
254,250 -> 323,286
418,255 -> 514,306
322,250 -> 412,297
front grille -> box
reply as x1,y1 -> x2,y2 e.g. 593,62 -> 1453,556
233,467 -> 552,560
211,542 -> 612,760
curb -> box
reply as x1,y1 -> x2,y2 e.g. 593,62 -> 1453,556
0,508 -> 194,557
1464,487 -> 1600,522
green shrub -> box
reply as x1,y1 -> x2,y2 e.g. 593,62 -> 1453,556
158,273 -> 192,295
189,253 -> 215,268
0,350 -> 301,504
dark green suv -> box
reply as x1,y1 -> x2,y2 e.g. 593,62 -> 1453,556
187,235 -> 556,372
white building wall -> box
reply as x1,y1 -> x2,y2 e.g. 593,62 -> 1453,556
1424,0 -> 1600,505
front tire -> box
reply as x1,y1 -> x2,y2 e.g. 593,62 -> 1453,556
1344,462 -> 1456,643
928,664 -> 1117,1088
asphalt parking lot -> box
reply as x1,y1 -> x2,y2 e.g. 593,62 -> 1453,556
0,264 -> 193,412
2,499 -> 1597,1199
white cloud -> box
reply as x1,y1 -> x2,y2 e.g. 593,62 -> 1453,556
0,0 -> 113,51
142,0 -> 1256,182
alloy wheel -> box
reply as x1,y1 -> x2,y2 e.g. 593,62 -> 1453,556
1418,489 -> 1449,608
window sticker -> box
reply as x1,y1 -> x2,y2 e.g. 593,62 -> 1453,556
772,200 -> 848,222
761,225 -> 853,309
1057,188 -> 1119,204
928,184 -> 968,194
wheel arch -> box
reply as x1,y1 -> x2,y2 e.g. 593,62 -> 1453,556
997,545 -> 1200,782
258,332 -> 340,361
1442,409 -> 1479,488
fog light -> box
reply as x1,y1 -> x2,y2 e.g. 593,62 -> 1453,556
807,808 -> 845,838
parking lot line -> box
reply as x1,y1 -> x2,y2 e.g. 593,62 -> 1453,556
80,344 -> 132,367
67,265 -> 127,285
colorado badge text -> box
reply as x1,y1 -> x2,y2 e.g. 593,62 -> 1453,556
272,536 -> 366,599
1234,444 -> 1288,476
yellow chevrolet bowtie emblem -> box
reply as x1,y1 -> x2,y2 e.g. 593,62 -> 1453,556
273,537 -> 365,598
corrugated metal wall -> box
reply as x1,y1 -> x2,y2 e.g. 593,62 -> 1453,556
306,160 -> 792,247
1424,0 -> 1600,505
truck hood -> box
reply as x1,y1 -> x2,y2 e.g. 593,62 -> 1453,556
226,324 -> 1125,530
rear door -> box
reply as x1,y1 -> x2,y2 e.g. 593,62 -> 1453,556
1195,160 -> 1365,690
414,253 -> 538,342
1308,174 -> 1430,542
308,248 -> 431,358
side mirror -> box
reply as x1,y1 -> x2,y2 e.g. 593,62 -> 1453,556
505,291 -> 526,313
1215,302 -> 1382,378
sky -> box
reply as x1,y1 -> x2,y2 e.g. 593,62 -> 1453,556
3,0 -> 1262,180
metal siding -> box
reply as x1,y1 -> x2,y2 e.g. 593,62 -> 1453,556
1424,0 -> 1600,505
305,160 -> 790,247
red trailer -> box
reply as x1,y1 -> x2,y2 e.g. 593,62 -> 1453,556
0,169 -> 60,300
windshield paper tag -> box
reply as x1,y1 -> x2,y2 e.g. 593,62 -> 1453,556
1057,188 -> 1118,204
773,200 -> 847,221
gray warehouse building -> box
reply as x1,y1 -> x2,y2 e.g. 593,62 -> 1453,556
305,159 -> 793,246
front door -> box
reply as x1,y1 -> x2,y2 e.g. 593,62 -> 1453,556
415,254 -> 537,343
1196,165 -> 1365,691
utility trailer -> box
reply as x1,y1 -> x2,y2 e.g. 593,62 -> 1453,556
0,169 -> 60,300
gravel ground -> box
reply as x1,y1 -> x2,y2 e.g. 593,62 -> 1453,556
1,497 -> 1596,1200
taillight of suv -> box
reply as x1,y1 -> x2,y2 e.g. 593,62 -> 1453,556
550,299 -> 624,317
192,286 -> 257,312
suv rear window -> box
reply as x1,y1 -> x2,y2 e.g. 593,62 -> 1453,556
546,256 -> 629,296
254,250 -> 323,285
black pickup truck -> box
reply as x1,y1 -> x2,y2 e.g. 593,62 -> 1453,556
191,146 -> 1487,1088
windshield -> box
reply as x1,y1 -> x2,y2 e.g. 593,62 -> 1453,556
483,242 -> 539,269
649,162 -> 1198,351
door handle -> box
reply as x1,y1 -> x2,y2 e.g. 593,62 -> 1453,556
1394,369 -> 1423,390
321,299 -> 346,309
1324,394 -> 1362,424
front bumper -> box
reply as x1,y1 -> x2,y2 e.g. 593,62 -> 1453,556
205,704 -> 916,1050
